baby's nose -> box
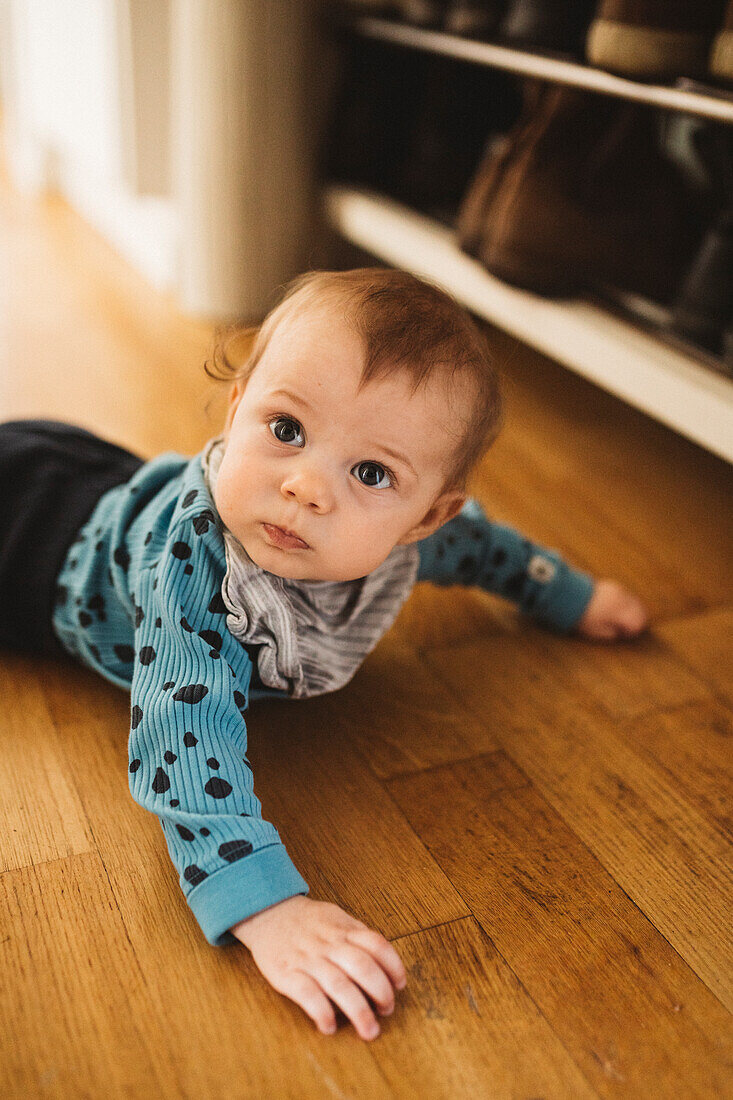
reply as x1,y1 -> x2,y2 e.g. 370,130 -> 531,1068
280,466 -> 333,512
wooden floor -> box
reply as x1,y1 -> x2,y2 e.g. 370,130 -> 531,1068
1,161 -> 732,1100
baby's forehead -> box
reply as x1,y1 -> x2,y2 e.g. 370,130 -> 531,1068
260,306 -> 474,428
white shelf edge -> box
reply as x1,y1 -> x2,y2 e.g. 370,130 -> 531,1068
323,184 -> 733,464
343,16 -> 733,124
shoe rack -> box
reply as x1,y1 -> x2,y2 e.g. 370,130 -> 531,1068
320,12 -> 733,464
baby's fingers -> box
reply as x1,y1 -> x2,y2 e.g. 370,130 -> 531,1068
312,959 -> 381,1041
275,968 -> 338,1036
326,941 -> 396,1016
345,926 -> 408,991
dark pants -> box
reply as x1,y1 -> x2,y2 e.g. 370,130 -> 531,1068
0,420 -> 144,657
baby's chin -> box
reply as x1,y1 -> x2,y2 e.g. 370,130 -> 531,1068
245,541 -> 376,584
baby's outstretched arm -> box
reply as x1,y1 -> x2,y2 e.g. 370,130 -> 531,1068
417,498 -> 649,639
231,896 -> 407,1039
125,493 -> 310,947
123,487 -> 406,1039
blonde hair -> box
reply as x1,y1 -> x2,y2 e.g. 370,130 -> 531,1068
205,267 -> 503,493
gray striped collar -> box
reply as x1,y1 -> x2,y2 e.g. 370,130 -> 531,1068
201,437 -> 419,698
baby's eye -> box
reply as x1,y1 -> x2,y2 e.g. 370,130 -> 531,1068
352,461 -> 393,490
269,416 -> 304,446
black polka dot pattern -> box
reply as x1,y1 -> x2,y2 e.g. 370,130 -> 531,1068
172,542 -> 191,560
114,547 -> 130,571
172,683 -> 208,704
219,839 -> 253,862
192,510 -> 217,535
208,593 -> 227,615
184,865 -> 207,886
152,767 -> 170,793
204,776 -> 233,799
456,555 -> 478,582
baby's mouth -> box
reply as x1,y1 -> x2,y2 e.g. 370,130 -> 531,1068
262,523 -> 310,550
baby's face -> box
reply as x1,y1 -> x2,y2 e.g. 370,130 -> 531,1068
213,309 -> 469,581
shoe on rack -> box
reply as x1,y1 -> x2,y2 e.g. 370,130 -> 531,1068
586,0 -> 729,81
456,78 -> 545,252
443,1 -> 506,37
668,209 -> 733,355
474,85 -> 712,302
710,0 -> 733,82
496,0 -> 598,58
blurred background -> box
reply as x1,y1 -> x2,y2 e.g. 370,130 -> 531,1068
0,0 -> 731,462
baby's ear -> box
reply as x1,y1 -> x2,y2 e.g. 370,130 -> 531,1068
397,490 -> 467,545
223,377 -> 246,434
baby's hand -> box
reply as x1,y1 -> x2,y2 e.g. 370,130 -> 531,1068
230,895 -> 407,1040
574,579 -> 649,641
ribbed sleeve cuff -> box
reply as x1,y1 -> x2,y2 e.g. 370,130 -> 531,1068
185,842 -> 310,946
533,563 -> 595,633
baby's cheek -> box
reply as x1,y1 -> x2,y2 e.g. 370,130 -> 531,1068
212,464 -> 240,528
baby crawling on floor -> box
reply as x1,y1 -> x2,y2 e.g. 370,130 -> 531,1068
9,267 -> 647,1041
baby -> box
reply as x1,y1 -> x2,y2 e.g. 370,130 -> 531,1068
1,267 -> 647,1042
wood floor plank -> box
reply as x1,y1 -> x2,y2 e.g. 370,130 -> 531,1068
656,608 -> 733,706
483,627 -> 713,723
419,640 -> 733,1011
0,850 -> 398,1100
387,752 -> 733,1098
350,623 -> 713,784
374,917 -> 597,1098
0,850 -> 179,1099
0,652 -> 94,873
321,631 -> 500,779
613,699 -> 733,842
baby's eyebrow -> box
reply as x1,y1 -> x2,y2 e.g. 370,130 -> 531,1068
376,444 -> 417,478
270,388 -> 314,415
